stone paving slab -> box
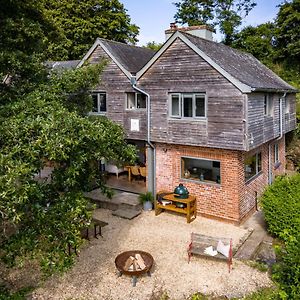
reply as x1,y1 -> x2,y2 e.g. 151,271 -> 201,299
112,208 -> 141,219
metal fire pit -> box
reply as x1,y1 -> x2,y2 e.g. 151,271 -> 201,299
115,250 -> 154,286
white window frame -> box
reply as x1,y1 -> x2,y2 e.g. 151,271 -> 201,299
90,92 -> 106,115
263,94 -> 273,116
169,93 -> 207,119
285,97 -> 290,113
245,152 -> 262,182
126,92 -> 147,110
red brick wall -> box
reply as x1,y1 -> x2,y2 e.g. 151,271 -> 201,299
241,136 -> 285,220
155,136 -> 286,224
155,143 -> 244,223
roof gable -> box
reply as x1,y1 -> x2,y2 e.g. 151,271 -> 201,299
78,38 -> 156,78
137,31 -> 296,93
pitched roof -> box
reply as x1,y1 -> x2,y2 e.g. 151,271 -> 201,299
137,31 -> 296,93
78,38 -> 156,78
98,38 -> 156,74
182,32 -> 296,92
46,60 -> 80,70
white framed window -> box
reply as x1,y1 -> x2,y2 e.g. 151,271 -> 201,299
169,93 -> 206,119
91,92 -> 106,114
284,97 -> 290,113
274,143 -> 279,164
181,156 -> 221,184
245,152 -> 262,181
263,94 -> 273,116
126,92 -> 146,109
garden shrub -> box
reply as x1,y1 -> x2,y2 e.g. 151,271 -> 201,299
261,174 -> 300,299
261,174 -> 300,238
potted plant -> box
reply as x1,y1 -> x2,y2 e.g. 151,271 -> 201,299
138,192 -> 154,211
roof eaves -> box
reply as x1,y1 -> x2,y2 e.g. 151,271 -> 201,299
77,38 -> 132,79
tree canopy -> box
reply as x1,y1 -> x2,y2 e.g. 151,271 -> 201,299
0,0 -> 56,101
0,64 -> 136,274
0,0 -> 137,274
174,0 -> 256,44
45,0 -> 139,60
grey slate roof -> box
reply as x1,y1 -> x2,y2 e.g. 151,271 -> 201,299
46,60 -> 80,70
183,32 -> 297,92
98,38 -> 156,74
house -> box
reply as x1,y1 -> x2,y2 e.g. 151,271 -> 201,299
54,24 -> 297,224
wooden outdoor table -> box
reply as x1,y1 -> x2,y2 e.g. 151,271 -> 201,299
155,193 -> 197,223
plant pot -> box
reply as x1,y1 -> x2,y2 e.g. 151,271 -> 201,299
143,201 -> 153,211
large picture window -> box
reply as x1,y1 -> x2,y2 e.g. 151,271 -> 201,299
245,152 -> 262,181
181,157 -> 221,184
126,92 -> 146,109
91,92 -> 106,114
170,93 -> 206,119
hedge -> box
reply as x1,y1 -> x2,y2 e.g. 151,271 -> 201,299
261,174 -> 300,299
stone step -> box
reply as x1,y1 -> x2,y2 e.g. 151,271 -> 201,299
112,208 -> 141,220
234,229 -> 266,260
84,189 -> 142,212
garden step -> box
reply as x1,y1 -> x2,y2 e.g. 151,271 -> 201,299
84,189 -> 142,212
112,208 -> 141,220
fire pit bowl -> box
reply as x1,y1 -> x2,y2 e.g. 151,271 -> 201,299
115,250 -> 154,286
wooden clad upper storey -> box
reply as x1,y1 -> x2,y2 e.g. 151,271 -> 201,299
136,31 -> 297,151
48,31 -> 297,151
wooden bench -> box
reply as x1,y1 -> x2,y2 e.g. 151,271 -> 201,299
187,233 -> 233,272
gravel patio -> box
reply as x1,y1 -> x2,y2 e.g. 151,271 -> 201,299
29,209 -> 272,300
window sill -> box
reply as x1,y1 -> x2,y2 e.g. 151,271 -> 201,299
181,177 -> 221,187
245,171 -> 263,184
125,108 -> 147,111
169,117 -> 207,122
89,112 -> 107,116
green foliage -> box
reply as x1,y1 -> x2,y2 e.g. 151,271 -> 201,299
138,192 -> 154,204
0,0 -> 57,100
260,175 -> 300,238
261,174 -> 300,299
275,0 -> 300,64
0,64 -> 136,274
232,288 -> 280,299
173,0 -> 257,44
246,260 -> 269,273
44,0 -> 139,60
231,23 -> 276,65
0,285 -> 32,300
144,41 -> 163,51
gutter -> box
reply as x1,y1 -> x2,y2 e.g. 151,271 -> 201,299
130,76 -> 156,194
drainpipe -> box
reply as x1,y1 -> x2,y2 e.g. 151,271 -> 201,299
130,76 -> 156,195
268,92 -> 286,185
278,92 -> 286,140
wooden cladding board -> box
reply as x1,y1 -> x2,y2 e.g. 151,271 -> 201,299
88,45 -> 148,139
247,93 -> 296,150
138,38 -> 245,150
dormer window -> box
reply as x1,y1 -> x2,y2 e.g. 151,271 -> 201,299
263,94 -> 273,116
91,92 -> 106,114
126,92 -> 146,109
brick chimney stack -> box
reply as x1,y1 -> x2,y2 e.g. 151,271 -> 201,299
165,23 -> 214,41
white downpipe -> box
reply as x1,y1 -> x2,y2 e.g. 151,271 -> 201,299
131,78 -> 156,194
268,143 -> 272,185
269,92 -> 286,185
